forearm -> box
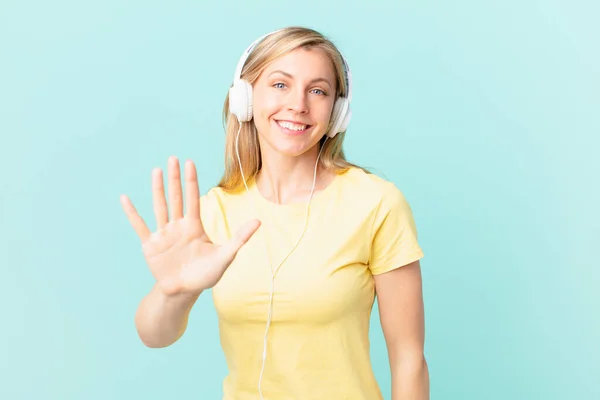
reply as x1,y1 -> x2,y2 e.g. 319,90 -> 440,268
391,356 -> 430,400
135,283 -> 202,348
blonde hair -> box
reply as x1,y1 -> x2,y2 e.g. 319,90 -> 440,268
217,26 -> 368,192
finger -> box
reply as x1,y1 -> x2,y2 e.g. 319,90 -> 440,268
168,156 -> 183,220
152,168 -> 168,229
222,219 -> 261,262
120,194 -> 151,241
185,160 -> 200,219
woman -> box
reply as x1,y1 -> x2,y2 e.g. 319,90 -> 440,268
121,26 -> 429,400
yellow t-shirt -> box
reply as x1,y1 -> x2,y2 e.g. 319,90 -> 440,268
200,166 -> 424,400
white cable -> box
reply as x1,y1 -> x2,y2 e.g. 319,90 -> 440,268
235,123 -> 326,399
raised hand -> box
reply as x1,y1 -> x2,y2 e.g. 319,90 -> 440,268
120,156 -> 261,297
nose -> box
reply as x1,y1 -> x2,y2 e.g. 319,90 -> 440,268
286,88 -> 309,114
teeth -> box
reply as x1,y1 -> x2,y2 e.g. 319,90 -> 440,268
278,121 -> 307,131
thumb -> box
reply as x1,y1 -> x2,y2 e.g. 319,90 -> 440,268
222,219 -> 261,262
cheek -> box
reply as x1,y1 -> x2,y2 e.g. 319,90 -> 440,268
253,88 -> 279,118
251,93 -> 275,137
316,99 -> 335,124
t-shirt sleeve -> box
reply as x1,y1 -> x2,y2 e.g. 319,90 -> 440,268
368,182 -> 424,275
200,188 -> 224,244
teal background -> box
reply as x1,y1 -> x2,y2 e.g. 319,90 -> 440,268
1,0 -> 598,399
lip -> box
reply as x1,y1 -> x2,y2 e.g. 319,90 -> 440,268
273,119 -> 313,136
276,119 -> 311,125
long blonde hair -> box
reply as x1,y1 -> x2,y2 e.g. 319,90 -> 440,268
217,26 -> 368,192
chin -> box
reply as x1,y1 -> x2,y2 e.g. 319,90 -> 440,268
271,140 -> 312,158
271,134 -> 322,158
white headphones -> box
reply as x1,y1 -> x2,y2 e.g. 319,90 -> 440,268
228,29 -> 353,138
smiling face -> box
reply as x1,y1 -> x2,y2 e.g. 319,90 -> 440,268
251,47 -> 337,160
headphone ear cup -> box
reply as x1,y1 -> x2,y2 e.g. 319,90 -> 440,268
327,97 -> 350,138
338,106 -> 351,133
229,79 -> 253,122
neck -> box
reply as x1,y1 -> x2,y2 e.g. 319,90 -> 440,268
255,145 -> 326,205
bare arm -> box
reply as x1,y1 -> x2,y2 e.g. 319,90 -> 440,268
375,260 -> 430,400
134,283 -> 202,348
122,157 -> 260,348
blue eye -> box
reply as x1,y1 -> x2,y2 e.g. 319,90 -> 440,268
273,83 -> 286,89
312,89 -> 326,95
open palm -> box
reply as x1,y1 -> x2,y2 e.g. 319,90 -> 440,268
120,156 -> 260,296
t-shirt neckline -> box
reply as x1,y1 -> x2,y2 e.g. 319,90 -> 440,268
248,168 -> 353,214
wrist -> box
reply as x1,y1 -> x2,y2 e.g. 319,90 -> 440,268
154,282 -> 202,305
160,288 -> 202,304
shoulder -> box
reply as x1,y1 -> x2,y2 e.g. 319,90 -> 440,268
199,185 -> 242,242
339,167 -> 407,209
200,183 -> 252,235
336,167 -> 418,239
200,184 -> 246,210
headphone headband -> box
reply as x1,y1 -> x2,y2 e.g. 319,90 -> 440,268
233,30 -> 280,82
338,51 -> 352,102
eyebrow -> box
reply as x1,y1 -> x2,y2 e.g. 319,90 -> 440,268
268,70 -> 332,88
